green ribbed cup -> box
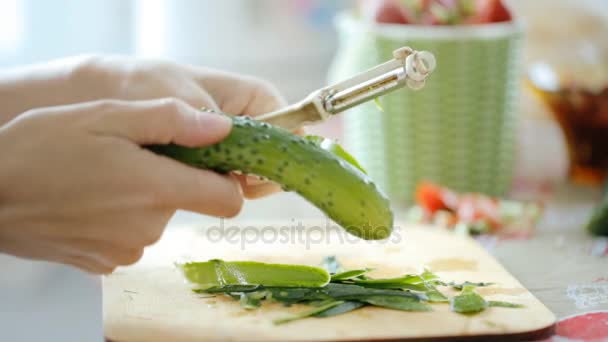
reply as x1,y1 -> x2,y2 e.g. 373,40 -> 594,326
329,12 -> 524,207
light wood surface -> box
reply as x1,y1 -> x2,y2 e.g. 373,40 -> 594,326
104,224 -> 555,341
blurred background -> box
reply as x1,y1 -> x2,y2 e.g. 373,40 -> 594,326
1,0 -> 608,340
1,0 -> 607,205
0,0 -> 349,101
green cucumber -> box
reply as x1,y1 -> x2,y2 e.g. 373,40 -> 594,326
148,115 -> 392,240
587,195 -> 608,236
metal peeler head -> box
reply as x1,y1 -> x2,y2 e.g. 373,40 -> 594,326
323,47 -> 436,115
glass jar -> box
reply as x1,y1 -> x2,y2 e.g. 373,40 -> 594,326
522,0 -> 608,185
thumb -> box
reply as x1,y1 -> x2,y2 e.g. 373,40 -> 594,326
86,98 -> 232,147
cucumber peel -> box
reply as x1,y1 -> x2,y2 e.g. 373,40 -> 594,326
185,257 -> 523,325
148,115 -> 393,240
180,260 -> 330,289
304,135 -> 367,174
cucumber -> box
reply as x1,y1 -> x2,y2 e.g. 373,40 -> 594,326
587,191 -> 608,236
147,115 -> 393,240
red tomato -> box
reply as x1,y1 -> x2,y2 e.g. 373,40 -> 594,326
487,0 -> 511,22
372,0 -> 410,24
373,0 -> 445,25
415,181 -> 449,213
465,0 -> 511,24
371,0 -> 511,25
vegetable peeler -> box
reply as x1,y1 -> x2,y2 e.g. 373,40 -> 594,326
255,46 -> 436,130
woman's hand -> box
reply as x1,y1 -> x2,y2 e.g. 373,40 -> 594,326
78,56 -> 288,198
0,98 -> 241,274
0,55 -> 286,198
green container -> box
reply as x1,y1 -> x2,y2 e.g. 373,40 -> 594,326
329,12 -> 524,207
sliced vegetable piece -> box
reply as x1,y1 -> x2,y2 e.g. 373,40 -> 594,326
267,287 -> 329,304
184,257 -> 523,324
351,274 -> 428,290
348,269 -> 438,291
425,285 -> 449,303
450,285 -> 488,314
420,269 -> 440,281
488,300 -> 525,308
180,260 -> 330,289
352,274 -> 422,285
331,269 -> 373,281
351,282 -> 429,291
325,283 -> 427,301
362,295 -> 432,312
239,291 -> 266,309
374,98 -> 385,112
198,284 -> 261,294
447,281 -> 493,290
273,301 -> 344,325
314,301 -> 367,317
305,135 -> 367,174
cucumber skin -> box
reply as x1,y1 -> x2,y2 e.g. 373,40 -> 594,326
148,116 -> 393,240
180,260 -> 331,288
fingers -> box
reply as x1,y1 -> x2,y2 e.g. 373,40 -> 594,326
293,127 -> 306,136
0,238 -> 139,274
168,169 -> 243,217
194,70 -> 287,116
70,55 -> 223,111
238,77 -> 286,116
190,71 -> 292,199
59,238 -> 146,267
67,255 -> 115,275
81,98 -> 232,147
66,97 -> 242,219
75,97 -> 242,216
66,246 -> 143,274
235,174 -> 282,199
176,89 -> 221,113
147,152 -> 244,217
69,248 -> 143,274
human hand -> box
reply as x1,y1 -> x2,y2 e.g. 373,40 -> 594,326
84,56 -> 289,198
0,98 -> 241,274
0,55 -> 288,198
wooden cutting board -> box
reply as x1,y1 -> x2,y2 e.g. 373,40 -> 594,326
104,223 -> 555,341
